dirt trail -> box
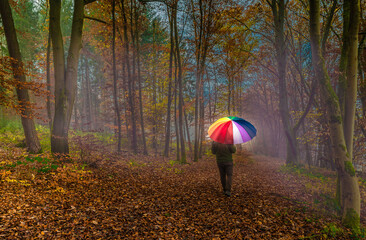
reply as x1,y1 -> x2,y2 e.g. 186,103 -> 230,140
0,152 -> 354,239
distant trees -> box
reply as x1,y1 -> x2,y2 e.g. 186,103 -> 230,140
1,0 -> 364,178
190,0 -> 218,161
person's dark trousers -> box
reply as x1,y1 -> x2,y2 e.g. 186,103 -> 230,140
217,162 -> 233,193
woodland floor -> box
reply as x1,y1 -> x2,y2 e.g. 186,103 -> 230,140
0,142 -> 365,239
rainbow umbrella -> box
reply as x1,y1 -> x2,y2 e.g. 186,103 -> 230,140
208,116 -> 257,144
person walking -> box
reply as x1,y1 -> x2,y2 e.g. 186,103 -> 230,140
211,141 -> 236,197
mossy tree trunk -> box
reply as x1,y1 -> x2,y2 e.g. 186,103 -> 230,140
0,0 -> 42,154
337,0 -> 360,159
309,0 -> 361,232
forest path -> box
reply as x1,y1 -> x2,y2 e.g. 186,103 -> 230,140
0,151 -> 354,239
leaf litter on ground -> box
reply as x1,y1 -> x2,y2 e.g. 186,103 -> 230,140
0,145 -> 364,239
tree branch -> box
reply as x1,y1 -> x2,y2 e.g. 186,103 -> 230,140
84,0 -> 96,5
84,15 -> 107,24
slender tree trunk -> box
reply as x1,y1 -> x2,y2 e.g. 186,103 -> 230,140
112,0 -> 122,152
85,57 -> 92,130
193,0 -> 203,162
337,1 -> 350,122
228,75 -> 231,115
174,54 -> 180,161
172,1 -> 186,163
46,32 -> 53,130
270,0 -> 298,165
130,0 -> 142,153
0,0 -> 42,153
164,6 -> 174,157
74,89 -> 79,130
81,67 -> 87,130
321,0 -> 337,55
121,0 -> 138,154
135,3 -> 148,155
309,0 -> 361,231
341,0 -> 360,160
121,58 -> 130,142
184,109 -> 193,154
152,21 -> 158,154
199,74 -> 205,158
358,35 -> 366,118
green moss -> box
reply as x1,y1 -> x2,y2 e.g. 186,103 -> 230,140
339,144 -> 347,152
343,208 -> 360,235
330,115 -> 342,124
338,144 -> 350,157
345,161 -> 356,177
325,81 -> 339,103
323,223 -> 343,237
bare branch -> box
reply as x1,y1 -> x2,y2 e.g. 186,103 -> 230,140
84,15 -> 107,24
84,0 -> 96,5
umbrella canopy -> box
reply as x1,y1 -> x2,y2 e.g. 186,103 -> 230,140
208,116 -> 257,144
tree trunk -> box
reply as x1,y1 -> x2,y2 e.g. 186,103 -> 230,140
50,0 -> 86,154
164,5 -> 174,157
359,35 -> 366,118
46,32 -> 53,130
341,0 -> 360,160
152,21 -> 158,154
74,88 -> 79,130
121,57 -> 130,142
270,0 -> 298,165
121,0 -> 138,154
85,57 -> 92,130
0,0 -> 42,154
193,0 -> 203,162
309,0 -> 361,232
184,108 -> 193,154
112,0 -> 122,152
135,2 -> 148,155
172,1 -> 186,163
199,72 -> 205,158
174,54 -> 180,161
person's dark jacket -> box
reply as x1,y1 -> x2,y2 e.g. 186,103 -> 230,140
211,142 -> 236,163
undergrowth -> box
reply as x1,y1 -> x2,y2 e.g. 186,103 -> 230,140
279,164 -> 331,182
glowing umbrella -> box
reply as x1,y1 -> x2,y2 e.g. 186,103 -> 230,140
208,116 -> 257,144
